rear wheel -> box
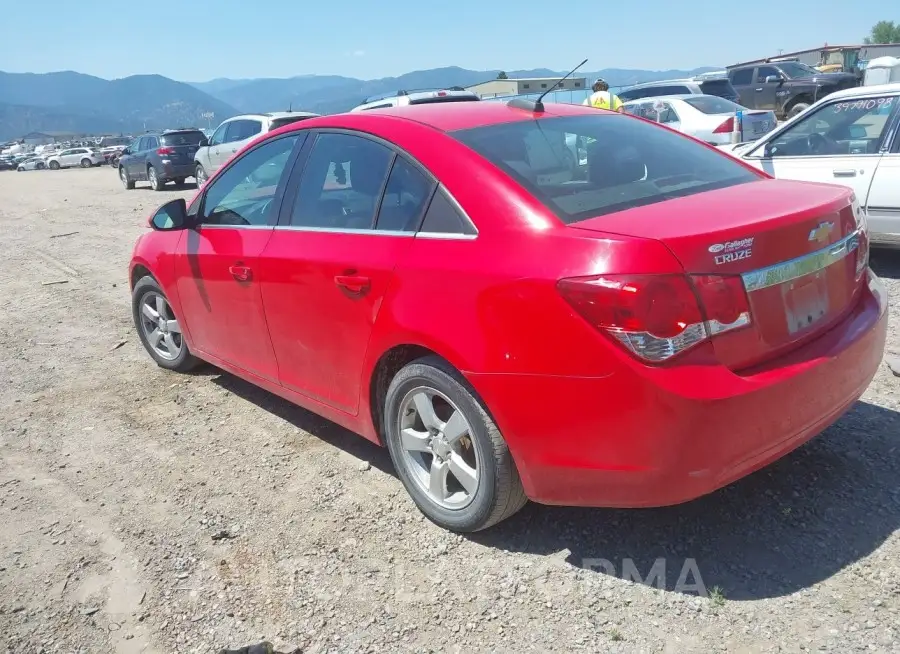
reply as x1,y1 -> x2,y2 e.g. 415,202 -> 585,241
132,276 -> 198,372
49,160 -> 60,170
383,356 -> 527,532
148,165 -> 163,191
174,177 -> 186,186
119,166 -> 135,190
80,158 -> 92,168
36,162 -> 45,170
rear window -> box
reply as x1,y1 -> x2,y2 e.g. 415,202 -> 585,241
698,79 -> 738,99
409,95 -> 480,105
683,96 -> 743,114
160,131 -> 205,146
269,116 -> 317,130
450,114 -> 760,224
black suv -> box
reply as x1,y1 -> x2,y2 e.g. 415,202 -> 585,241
726,61 -> 859,120
118,128 -> 208,191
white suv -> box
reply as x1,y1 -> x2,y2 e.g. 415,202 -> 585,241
349,87 -> 480,112
194,111 -> 319,184
46,147 -> 105,170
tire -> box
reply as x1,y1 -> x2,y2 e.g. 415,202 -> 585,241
36,162 -> 45,170
80,158 -> 92,168
119,166 -> 135,190
383,355 -> 527,532
132,276 -> 199,373
174,177 -> 186,186
148,165 -> 164,191
787,102 -> 810,120
49,160 -> 60,170
195,163 -> 208,187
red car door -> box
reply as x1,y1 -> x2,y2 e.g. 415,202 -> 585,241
173,133 -> 303,382
260,132 -> 432,414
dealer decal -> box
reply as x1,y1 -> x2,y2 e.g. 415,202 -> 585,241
708,237 -> 754,265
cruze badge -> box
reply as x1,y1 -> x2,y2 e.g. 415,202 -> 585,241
709,237 -> 754,265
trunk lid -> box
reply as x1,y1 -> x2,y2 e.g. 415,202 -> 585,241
570,178 -> 865,369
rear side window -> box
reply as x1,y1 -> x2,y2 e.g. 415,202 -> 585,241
290,133 -> 393,230
420,188 -> 477,235
375,157 -> 434,232
698,79 -> 738,99
683,96 -> 742,114
451,114 -> 760,224
729,69 -> 753,85
618,88 -> 646,102
161,131 -> 205,146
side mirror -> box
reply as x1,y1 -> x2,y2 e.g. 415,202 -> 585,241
150,198 -> 188,231
199,136 -> 209,147
121,148 -> 130,155
764,75 -> 783,84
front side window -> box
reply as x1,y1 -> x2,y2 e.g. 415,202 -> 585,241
451,114 -> 761,223
290,133 -> 393,230
756,66 -> 780,82
763,96 -> 896,158
209,124 -> 227,146
200,135 -> 299,226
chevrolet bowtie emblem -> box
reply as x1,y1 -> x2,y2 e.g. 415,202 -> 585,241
808,221 -> 835,243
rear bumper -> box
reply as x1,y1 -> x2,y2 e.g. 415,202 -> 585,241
466,271 -> 888,507
159,162 -> 196,179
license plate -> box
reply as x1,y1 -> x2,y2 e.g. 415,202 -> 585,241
783,274 -> 829,334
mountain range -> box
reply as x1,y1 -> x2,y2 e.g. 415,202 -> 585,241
0,65 -> 718,141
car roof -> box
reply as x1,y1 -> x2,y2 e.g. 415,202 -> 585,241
622,78 -> 697,90
326,100 -> 607,132
822,82 -> 900,101
623,94 -> 699,104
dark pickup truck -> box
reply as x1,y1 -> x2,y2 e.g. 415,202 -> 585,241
726,61 -> 859,120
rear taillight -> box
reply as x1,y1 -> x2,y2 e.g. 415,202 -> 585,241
557,273 -> 752,363
157,146 -> 175,155
850,195 -> 869,278
713,117 -> 734,134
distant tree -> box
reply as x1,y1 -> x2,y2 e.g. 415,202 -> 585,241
497,71 -> 509,79
863,20 -> 900,44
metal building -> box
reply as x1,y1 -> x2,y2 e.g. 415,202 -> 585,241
466,77 -> 587,99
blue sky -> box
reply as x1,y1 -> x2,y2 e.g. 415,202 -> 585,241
0,0 -> 889,81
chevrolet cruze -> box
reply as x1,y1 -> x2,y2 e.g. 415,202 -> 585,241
129,101 -> 888,532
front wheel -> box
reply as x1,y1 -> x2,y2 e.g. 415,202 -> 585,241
383,356 -> 527,532
49,160 -> 60,170
787,102 -> 810,120
132,276 -> 199,372
80,158 -> 92,168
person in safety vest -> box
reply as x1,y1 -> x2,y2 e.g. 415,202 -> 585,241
583,78 -> 624,112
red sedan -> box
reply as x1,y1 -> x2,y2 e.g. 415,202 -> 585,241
129,101 -> 888,532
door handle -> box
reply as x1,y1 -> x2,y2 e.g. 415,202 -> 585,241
832,169 -> 857,177
755,87 -> 763,92
229,265 -> 252,282
334,274 -> 370,295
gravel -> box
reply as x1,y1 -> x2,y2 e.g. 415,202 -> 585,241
0,167 -> 898,653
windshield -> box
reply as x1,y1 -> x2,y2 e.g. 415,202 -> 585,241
684,96 -> 743,114
778,62 -> 821,78
160,131 -> 205,146
269,116 -> 317,130
450,114 -> 760,224
410,96 -> 480,105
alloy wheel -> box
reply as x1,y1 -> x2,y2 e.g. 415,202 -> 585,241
396,387 -> 480,509
138,292 -> 183,361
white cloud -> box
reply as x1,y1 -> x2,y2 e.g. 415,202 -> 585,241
349,49 -> 366,57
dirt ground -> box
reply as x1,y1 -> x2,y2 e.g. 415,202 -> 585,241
1,167 -> 898,654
